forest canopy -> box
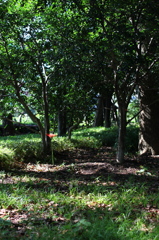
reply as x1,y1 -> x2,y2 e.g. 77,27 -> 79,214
1,0 -> 159,163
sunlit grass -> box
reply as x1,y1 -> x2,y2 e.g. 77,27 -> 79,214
0,126 -> 139,168
72,125 -> 139,152
0,147 -> 15,169
0,173 -> 159,239
0,126 -> 157,239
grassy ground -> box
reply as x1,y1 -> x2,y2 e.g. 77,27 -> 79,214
0,127 -> 159,239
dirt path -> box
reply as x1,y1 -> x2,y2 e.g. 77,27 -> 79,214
1,146 -> 159,186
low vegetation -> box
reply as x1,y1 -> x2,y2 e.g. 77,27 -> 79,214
1,126 -> 159,240
0,125 -> 139,169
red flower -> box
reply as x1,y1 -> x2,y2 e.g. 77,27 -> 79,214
46,133 -> 57,138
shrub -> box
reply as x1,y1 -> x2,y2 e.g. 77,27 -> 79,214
125,126 -> 139,153
13,141 -> 43,163
99,127 -> 118,147
0,134 -> 43,164
52,138 -> 75,151
0,126 -> 139,170
0,147 -> 14,169
72,125 -> 139,153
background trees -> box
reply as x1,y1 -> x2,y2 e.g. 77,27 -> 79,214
69,0 -> 159,162
1,2 -> 51,153
1,0 -> 159,162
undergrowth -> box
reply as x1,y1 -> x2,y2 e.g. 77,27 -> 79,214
0,126 -> 139,169
0,126 -> 159,239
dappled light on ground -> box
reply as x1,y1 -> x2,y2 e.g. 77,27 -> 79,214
0,147 -> 159,239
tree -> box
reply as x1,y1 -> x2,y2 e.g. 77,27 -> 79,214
137,2 -> 159,156
1,0 -> 159,163
139,72 -> 159,155
0,1 -> 53,153
93,90 -> 113,128
70,0 -> 159,163
93,94 -> 104,127
0,0 -> 95,150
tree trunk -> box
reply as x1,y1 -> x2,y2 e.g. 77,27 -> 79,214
42,75 -> 51,154
116,105 -> 127,163
68,121 -> 80,139
3,114 -> 15,136
58,110 -> 67,136
111,103 -> 118,126
139,84 -> 159,155
14,80 -> 51,154
93,95 -> 104,127
103,91 -> 113,128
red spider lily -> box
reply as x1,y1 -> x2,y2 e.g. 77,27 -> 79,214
46,133 -> 57,138
46,133 -> 57,165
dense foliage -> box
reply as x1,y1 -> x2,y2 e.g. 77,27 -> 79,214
1,2 -> 159,237
0,0 -> 159,161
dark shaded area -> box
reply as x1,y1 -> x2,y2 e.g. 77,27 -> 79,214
0,123 -> 39,136
2,146 -> 159,191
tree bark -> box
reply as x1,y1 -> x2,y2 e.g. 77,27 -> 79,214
41,68 -> 51,154
13,80 -> 51,154
3,114 -> 15,136
68,120 -> 80,139
58,110 -> 67,136
103,91 -> 113,128
93,95 -> 104,127
116,105 -> 127,163
139,83 -> 159,155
